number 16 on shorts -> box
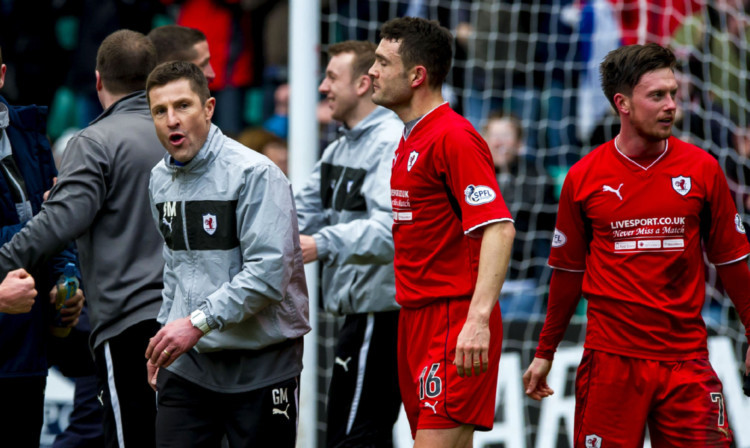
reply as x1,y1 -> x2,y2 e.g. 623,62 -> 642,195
419,363 -> 442,399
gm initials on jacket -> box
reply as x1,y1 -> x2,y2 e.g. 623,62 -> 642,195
155,199 -> 239,251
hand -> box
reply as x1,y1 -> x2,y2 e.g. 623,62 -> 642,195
43,177 -> 57,201
147,361 -> 159,392
145,317 -> 204,368
49,285 -> 85,327
0,269 -> 37,314
453,317 -> 490,377
299,235 -> 318,264
523,357 -> 555,401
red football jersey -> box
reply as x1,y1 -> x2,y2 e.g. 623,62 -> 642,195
390,103 -> 512,308
546,136 -> 750,360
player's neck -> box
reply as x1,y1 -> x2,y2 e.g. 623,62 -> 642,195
615,133 -> 667,158
396,88 -> 444,123
344,100 -> 377,129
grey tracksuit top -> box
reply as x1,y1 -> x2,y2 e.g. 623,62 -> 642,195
149,124 -> 310,354
295,106 -> 402,315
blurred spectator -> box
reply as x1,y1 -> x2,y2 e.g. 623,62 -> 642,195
263,83 -> 289,139
483,112 -> 556,317
237,127 -> 288,175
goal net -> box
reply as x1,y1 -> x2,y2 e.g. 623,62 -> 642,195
318,1 -> 750,447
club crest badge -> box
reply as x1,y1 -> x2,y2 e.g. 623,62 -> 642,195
203,213 -> 217,235
671,176 -> 691,196
407,151 -> 419,172
585,434 -> 602,448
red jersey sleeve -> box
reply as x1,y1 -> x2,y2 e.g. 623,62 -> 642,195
548,169 -> 587,271
703,160 -> 750,265
536,269 -> 584,359
716,260 -> 750,342
437,126 -> 512,234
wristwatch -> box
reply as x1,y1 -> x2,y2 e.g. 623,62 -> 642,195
190,309 -> 212,335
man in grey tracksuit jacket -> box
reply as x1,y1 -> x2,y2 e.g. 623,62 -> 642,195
295,40 -> 402,447
0,30 -> 164,448
145,61 -> 309,447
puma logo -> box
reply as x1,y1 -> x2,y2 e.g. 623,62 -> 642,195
335,356 -> 352,372
162,216 -> 173,232
273,403 -> 290,420
423,401 -> 439,414
97,390 -> 104,406
602,183 -> 624,201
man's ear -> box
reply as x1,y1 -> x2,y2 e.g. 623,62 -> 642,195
614,93 -> 629,115
356,74 -> 372,96
95,70 -> 103,93
410,66 -> 427,89
204,97 -> 216,121
0,64 -> 6,90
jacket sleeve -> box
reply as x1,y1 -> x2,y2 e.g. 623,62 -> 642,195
312,140 -> 395,265
0,133 -> 108,277
294,158 -> 328,235
201,163 -> 302,329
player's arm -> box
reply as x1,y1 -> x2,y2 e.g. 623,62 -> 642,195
0,135 -> 107,277
523,268 -> 583,400
715,259 -> 750,374
454,220 -> 515,377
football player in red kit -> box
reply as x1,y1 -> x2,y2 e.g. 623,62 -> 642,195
369,17 -> 515,448
523,43 -> 750,447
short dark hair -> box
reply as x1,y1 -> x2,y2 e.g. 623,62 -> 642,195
146,61 -> 210,105
379,17 -> 453,89
600,43 -> 676,111
327,40 -> 376,79
0,45 -> 3,66
96,30 -> 156,95
147,25 -> 207,64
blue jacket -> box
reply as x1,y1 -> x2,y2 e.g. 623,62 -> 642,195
0,95 -> 77,378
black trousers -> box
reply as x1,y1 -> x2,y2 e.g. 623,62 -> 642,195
326,310 -> 401,448
156,370 -> 300,448
94,319 -> 161,448
0,376 -> 46,448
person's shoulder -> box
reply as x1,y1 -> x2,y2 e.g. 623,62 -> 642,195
567,140 -> 612,178
436,105 -> 475,134
670,136 -> 713,158
222,135 -> 285,175
669,136 -> 720,169
5,101 -> 48,133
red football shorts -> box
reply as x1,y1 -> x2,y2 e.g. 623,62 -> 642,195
575,349 -> 732,447
397,298 -> 502,439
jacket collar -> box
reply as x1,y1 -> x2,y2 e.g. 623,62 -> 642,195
339,106 -> 394,141
89,91 -> 147,126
